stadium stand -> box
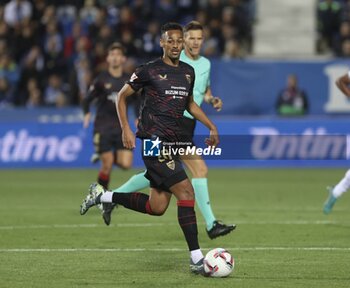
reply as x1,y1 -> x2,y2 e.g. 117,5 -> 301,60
0,0 -> 255,108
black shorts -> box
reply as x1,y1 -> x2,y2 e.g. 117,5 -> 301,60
142,150 -> 188,193
178,117 -> 196,142
93,131 -> 127,154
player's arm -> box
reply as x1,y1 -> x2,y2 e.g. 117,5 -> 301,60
336,73 -> 350,98
81,79 -> 101,128
187,94 -> 219,147
116,83 -> 137,149
204,87 -> 223,112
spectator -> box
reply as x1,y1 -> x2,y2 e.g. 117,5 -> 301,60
18,45 -> 44,105
153,0 -> 178,24
43,74 -> 67,107
95,23 -> 114,48
13,19 -> 37,62
69,55 -> 92,105
0,20 -> 11,45
43,31 -> 66,77
25,77 -> 42,108
333,21 -> 350,56
139,20 -> 162,59
56,2 -> 77,38
0,77 -> 12,107
91,41 -> 107,72
130,0 -> 152,37
201,26 -> 220,57
176,0 -> 198,24
0,53 -> 20,105
340,38 -> 350,56
317,0 -> 342,53
80,0 -> 99,29
276,74 -> 309,116
0,0 -> 254,108
4,0 -> 33,28
222,39 -> 243,59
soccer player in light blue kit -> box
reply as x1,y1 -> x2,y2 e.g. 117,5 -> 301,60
323,71 -> 350,214
103,21 -> 236,239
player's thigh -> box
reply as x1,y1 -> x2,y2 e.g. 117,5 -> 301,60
115,149 -> 133,169
148,187 -> 172,215
181,154 -> 208,178
169,178 -> 194,201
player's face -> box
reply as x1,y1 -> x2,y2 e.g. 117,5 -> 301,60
160,30 -> 184,61
106,49 -> 125,68
184,29 -> 204,58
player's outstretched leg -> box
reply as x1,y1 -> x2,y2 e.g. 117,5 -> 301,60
206,220 -> 236,240
80,183 -> 161,217
323,186 -> 337,214
80,183 -> 106,215
193,178 -> 236,239
323,169 -> 350,214
102,171 -> 150,225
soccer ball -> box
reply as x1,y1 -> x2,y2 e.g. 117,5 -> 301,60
203,248 -> 234,277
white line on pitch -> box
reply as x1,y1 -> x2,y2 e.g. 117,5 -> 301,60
0,247 -> 350,253
0,220 -> 343,230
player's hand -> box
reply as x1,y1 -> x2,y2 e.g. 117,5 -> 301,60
122,127 -> 135,149
205,127 -> 219,147
212,97 -> 223,112
83,113 -> 91,129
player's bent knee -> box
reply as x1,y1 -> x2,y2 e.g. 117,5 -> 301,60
151,208 -> 166,216
149,205 -> 167,216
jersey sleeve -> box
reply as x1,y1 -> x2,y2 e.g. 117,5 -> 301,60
347,71 -> 350,79
127,64 -> 149,92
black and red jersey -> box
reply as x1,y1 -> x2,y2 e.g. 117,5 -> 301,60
82,71 -> 129,134
127,58 -> 195,142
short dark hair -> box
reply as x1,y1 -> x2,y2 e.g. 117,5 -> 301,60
183,21 -> 203,33
108,42 -> 125,54
160,22 -> 183,37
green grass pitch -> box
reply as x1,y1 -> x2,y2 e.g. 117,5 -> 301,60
1,168 -> 350,287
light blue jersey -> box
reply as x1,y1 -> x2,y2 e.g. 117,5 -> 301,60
180,50 -> 211,119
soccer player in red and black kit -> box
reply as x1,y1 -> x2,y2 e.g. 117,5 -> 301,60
80,23 -> 219,275
82,43 -> 133,190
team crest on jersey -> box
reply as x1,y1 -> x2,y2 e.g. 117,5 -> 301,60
166,160 -> 175,170
159,74 -> 167,80
104,83 -> 112,89
185,74 -> 191,84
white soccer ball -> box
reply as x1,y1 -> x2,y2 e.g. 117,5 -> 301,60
203,248 -> 234,277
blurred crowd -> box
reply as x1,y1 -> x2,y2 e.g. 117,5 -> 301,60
317,0 -> 350,56
0,0 -> 255,108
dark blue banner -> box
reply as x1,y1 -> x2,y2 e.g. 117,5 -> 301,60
201,59 -> 350,116
1,117 -> 350,168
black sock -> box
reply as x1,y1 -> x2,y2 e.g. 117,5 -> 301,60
177,200 -> 199,251
98,171 -> 109,189
112,192 -> 155,215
